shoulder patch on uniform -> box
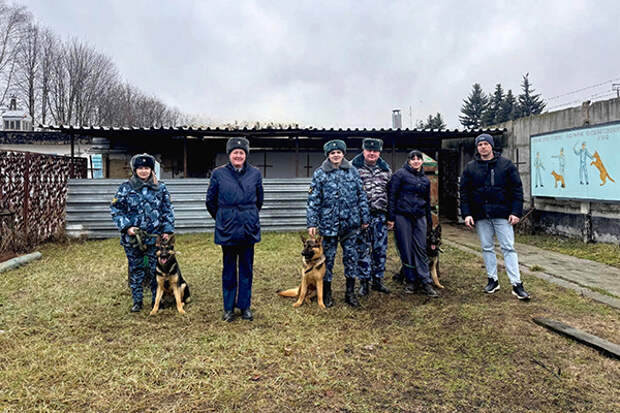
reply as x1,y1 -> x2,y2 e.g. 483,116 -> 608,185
308,187 -> 313,194
111,197 -> 118,204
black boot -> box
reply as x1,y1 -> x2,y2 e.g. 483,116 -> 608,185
345,278 -> 360,307
358,279 -> 370,297
323,280 -> 333,308
130,302 -> 143,312
371,277 -> 390,293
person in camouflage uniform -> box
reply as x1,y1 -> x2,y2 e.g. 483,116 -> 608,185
307,139 -> 370,308
110,153 -> 175,312
352,138 -> 392,297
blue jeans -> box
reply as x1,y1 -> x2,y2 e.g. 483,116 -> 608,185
475,218 -> 522,286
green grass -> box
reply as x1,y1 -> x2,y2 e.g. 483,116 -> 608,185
517,233 -> 620,269
0,232 -> 619,412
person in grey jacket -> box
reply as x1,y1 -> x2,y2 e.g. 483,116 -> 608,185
352,138 -> 392,296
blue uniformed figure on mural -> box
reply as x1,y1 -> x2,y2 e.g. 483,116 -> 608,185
110,153 -> 175,313
352,138 -> 392,297
534,152 -> 545,188
307,139 -> 370,308
573,141 -> 593,185
551,147 -> 566,188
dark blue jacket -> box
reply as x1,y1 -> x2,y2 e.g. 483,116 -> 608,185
459,151 -> 523,220
206,162 -> 264,246
388,162 -> 431,224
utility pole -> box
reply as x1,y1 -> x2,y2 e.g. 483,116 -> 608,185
613,83 -> 620,98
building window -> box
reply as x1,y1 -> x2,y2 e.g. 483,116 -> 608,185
4,121 -> 8,129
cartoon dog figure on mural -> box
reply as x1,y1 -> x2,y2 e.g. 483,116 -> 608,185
551,148 -> 566,188
590,151 -> 615,186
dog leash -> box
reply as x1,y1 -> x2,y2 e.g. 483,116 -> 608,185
129,228 -> 158,283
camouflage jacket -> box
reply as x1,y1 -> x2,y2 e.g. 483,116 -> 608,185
110,177 -> 175,246
351,153 -> 392,213
307,158 -> 370,237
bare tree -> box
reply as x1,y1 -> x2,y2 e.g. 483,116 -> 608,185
13,21 -> 39,121
0,1 -> 28,106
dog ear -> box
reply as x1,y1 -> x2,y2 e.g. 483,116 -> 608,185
168,233 -> 176,245
156,235 -> 162,247
300,233 -> 307,243
436,224 -> 441,235
315,235 -> 322,244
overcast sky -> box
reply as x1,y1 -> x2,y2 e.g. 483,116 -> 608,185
19,0 -> 620,128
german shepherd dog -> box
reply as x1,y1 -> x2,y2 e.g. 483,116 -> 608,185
551,170 -> 566,188
149,234 -> 191,315
427,224 -> 444,289
278,235 -> 327,309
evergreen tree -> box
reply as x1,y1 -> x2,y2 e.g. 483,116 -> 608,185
517,73 -> 546,117
417,113 -> 447,129
459,83 -> 488,128
482,83 -> 504,126
498,89 -> 517,122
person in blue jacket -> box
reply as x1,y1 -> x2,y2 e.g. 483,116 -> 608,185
307,139 -> 370,308
110,153 -> 175,312
206,137 -> 264,322
387,150 -> 439,298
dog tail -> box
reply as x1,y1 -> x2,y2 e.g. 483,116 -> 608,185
277,287 -> 299,297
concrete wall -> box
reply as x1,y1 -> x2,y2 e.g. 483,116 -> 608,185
495,97 -> 620,243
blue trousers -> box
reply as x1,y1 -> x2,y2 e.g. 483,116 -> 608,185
475,218 -> 522,286
356,212 -> 388,280
124,245 -> 157,305
393,214 -> 431,285
221,244 -> 254,311
323,233 -> 358,282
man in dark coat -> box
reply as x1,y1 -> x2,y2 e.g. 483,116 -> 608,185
206,137 -> 264,321
459,133 -> 530,300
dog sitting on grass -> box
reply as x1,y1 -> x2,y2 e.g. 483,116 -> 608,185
277,235 -> 327,309
149,234 -> 190,315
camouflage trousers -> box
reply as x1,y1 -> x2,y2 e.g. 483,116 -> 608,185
356,212 -> 388,280
123,245 -> 158,305
322,232 -> 359,282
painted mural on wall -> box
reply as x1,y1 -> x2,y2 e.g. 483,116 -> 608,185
531,122 -> 618,201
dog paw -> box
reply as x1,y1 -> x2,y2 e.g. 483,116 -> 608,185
292,302 -> 302,308
149,310 -> 157,316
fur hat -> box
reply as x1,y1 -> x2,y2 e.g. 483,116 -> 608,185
226,137 -> 250,154
362,138 -> 383,151
408,150 -> 424,160
130,153 -> 155,171
323,139 -> 347,156
474,133 -> 495,148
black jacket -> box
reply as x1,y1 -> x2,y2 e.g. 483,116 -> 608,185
459,151 -> 523,220
388,162 -> 431,224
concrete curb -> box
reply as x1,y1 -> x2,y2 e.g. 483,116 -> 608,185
0,252 -> 42,273
444,239 -> 620,310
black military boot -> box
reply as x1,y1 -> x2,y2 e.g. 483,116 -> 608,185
323,280 -> 333,308
358,278 -> 370,297
371,277 -> 390,293
345,278 -> 360,307
130,302 -> 143,312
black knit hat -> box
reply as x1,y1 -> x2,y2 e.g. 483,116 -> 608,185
408,150 -> 424,160
323,139 -> 347,156
130,153 -> 155,171
226,137 -> 250,154
362,138 -> 383,151
474,133 -> 494,148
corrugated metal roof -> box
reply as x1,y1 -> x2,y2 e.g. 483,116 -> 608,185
42,124 -> 506,139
